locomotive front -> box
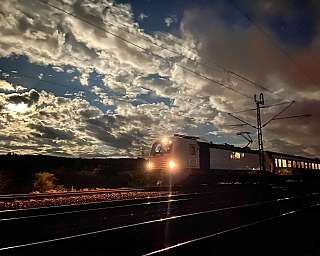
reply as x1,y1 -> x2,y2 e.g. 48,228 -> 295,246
147,137 -> 178,173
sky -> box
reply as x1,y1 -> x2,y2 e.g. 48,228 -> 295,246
0,0 -> 319,158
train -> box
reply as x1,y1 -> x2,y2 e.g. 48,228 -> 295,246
146,134 -> 320,179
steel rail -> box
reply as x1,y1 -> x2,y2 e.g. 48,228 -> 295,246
1,192 -> 319,252
0,188 -> 145,200
0,191 -> 209,218
142,208 -> 303,255
144,201 -> 320,255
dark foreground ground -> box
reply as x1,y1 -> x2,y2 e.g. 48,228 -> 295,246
160,207 -> 320,256
1,179 -> 320,255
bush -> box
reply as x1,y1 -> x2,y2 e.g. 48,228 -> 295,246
33,172 -> 56,193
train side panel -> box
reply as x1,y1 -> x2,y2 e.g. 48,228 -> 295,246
209,148 -> 259,171
198,142 -> 210,171
173,138 -> 200,170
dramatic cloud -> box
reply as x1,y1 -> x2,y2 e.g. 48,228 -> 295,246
178,1 -> 320,157
0,0 -> 318,158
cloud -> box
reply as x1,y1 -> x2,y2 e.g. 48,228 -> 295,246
138,13 -> 148,21
164,16 -> 177,27
0,0 -> 318,157
179,1 -> 320,156
0,80 -> 15,91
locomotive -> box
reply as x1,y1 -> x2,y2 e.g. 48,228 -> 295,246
146,134 -> 320,178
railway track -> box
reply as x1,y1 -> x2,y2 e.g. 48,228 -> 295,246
0,185 -> 319,255
0,187 -> 147,200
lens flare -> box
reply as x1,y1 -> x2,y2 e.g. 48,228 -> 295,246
161,137 -> 168,144
147,161 -> 153,170
168,160 -> 176,169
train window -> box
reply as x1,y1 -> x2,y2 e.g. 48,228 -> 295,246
278,158 -> 282,168
292,161 -> 296,168
189,145 -> 196,156
287,160 -> 292,168
297,161 -> 301,168
301,162 -> 304,168
275,158 -> 278,167
150,141 -> 172,155
305,162 -> 308,169
312,163 -> 315,170
230,152 -> 243,159
282,159 -> 287,168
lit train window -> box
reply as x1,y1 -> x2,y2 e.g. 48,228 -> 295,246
292,161 -> 296,168
278,159 -> 282,168
297,161 -> 301,168
230,152 -> 244,159
312,163 -> 315,170
309,163 -> 312,169
282,159 -> 287,168
150,142 -> 172,155
287,160 -> 292,168
275,158 -> 278,167
305,163 -> 308,169
301,162 -> 304,168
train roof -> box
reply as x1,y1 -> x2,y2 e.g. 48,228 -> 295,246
170,134 -> 319,162
199,141 -> 319,162
198,141 -> 257,154
173,134 -> 199,140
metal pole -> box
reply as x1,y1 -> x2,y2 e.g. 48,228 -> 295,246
255,93 -> 265,172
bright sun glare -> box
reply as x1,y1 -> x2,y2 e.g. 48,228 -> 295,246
6,103 -> 29,113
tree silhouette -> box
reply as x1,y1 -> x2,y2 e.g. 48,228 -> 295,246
33,172 -> 56,192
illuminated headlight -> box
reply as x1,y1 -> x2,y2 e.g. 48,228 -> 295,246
147,162 -> 153,170
161,137 -> 168,144
168,160 -> 176,169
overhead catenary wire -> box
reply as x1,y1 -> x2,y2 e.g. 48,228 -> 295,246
228,0 -> 320,88
262,101 -> 295,127
271,114 -> 312,121
232,100 -> 294,114
37,0 -> 253,99
85,0 -> 272,94
0,67 -> 80,93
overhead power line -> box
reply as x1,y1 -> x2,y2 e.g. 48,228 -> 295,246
228,0 -> 320,88
232,100 -> 293,114
262,101 -> 295,127
272,114 -> 312,121
89,0 -> 272,93
37,0 -> 253,99
227,93 -> 311,172
0,67 -> 76,92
